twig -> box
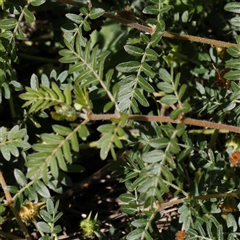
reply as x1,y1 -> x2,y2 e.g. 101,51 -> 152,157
163,31 -> 237,48
56,0 -> 238,48
194,190 -> 240,200
0,171 -> 31,240
79,113 -> 240,134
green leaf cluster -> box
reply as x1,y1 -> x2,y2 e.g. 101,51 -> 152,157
0,125 -> 30,161
26,123 -> 87,186
38,199 -> 62,240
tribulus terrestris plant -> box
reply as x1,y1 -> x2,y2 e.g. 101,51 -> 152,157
1,0 -> 240,239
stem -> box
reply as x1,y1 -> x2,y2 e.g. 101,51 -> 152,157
0,172 -> 31,240
158,190 -> 240,211
194,190 -> 240,200
79,113 -> 240,134
163,31 -> 237,48
56,0 -> 237,48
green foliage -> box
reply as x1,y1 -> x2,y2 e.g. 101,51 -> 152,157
38,199 -> 63,240
2,0 -> 240,239
0,125 -> 30,161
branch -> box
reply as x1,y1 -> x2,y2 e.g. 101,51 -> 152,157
163,31 -> 237,48
57,0 -> 238,48
0,172 -> 31,240
79,113 -> 240,134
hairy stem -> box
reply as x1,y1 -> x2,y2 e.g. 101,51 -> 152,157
0,172 -> 31,240
79,113 -> 240,134
163,31 -> 237,48
57,0 -> 237,48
